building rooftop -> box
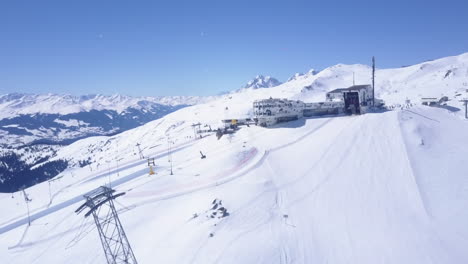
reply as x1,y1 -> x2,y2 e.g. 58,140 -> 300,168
328,88 -> 348,93
327,84 -> 371,94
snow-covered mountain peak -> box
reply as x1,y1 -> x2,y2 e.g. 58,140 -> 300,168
243,75 -> 282,89
287,69 -> 318,82
287,72 -> 304,82
307,68 -> 318,75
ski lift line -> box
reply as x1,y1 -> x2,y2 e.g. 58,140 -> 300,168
66,200 -> 133,250
81,141 -> 196,184
22,190 -> 32,226
116,140 -> 120,177
128,148 -> 266,209
127,147 -> 259,200
142,117 -> 333,180
104,139 -> 192,174
1,184 -> 124,234
7,134 -> 219,227
114,200 -> 135,213
46,180 -> 77,209
1,161 -> 153,235
2,118 -> 316,235
128,115 -> 337,206
9,209 -> 86,251
2,114 -> 331,235
7,223 -> 30,250
65,216 -> 92,249
403,109 -> 440,123
20,216 -> 93,251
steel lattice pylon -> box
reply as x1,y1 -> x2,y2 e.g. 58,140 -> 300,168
76,186 -> 138,264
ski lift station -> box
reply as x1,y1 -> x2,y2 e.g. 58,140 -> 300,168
254,84 -> 376,127
326,84 -> 375,113
421,97 -> 441,106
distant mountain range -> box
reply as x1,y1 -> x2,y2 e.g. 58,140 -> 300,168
0,93 -> 214,191
0,93 -> 214,118
0,93 -> 215,147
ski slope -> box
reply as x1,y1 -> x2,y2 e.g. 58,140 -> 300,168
1,105 -> 468,264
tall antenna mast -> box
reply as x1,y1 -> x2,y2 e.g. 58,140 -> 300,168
461,89 -> 468,119
353,72 -> 355,86
372,56 -> 375,107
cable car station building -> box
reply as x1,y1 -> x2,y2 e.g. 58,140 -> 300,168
253,84 -> 375,127
326,84 -> 374,114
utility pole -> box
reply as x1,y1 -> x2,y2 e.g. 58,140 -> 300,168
461,99 -> 468,119
372,56 -> 375,107
116,141 -> 120,177
167,139 -> 173,175
191,123 -> 201,140
47,176 -> 62,205
107,160 -> 112,187
48,181 -> 51,204
75,186 -> 138,264
22,189 -> 32,226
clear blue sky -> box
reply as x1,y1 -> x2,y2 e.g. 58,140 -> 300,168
1,0 -> 467,96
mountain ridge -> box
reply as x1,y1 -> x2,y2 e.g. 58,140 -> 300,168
0,93 -> 216,119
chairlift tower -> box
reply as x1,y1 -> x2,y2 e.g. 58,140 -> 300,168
461,98 -> 468,119
191,123 -> 201,139
22,189 -> 32,226
47,176 -> 63,205
372,56 -> 375,107
135,143 -> 144,160
167,139 -> 174,175
147,158 -> 156,175
75,186 -> 138,264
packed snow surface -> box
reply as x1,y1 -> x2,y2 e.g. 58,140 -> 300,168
1,52 -> 468,263
1,105 -> 468,263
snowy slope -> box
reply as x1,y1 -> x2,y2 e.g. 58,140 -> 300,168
298,53 -> 468,107
1,52 -> 468,263
0,93 -> 213,192
5,52 -> 466,191
1,106 -> 468,263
